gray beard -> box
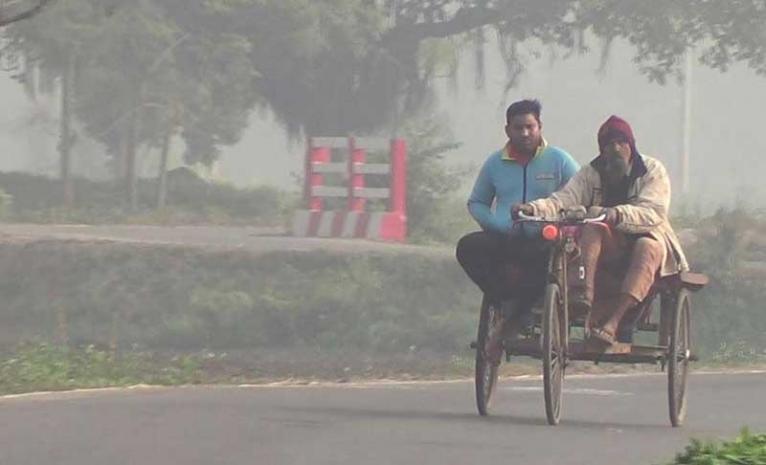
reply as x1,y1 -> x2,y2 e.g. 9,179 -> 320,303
603,156 -> 629,187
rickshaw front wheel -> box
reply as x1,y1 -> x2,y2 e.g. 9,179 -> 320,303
542,282 -> 566,425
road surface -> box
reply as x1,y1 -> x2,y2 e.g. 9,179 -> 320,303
1,371 -> 764,465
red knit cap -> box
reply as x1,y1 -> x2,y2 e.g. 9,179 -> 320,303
598,115 -> 636,154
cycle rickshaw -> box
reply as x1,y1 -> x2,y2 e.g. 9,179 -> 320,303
472,210 -> 708,426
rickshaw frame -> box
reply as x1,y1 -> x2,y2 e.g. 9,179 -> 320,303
473,212 -> 707,426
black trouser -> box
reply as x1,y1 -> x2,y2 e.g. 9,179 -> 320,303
456,231 -> 549,306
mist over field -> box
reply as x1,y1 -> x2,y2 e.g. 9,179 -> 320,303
0,0 -> 764,387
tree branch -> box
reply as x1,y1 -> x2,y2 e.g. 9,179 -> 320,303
381,5 -> 499,46
0,0 -> 56,27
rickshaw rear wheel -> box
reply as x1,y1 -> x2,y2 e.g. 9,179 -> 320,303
668,288 -> 691,427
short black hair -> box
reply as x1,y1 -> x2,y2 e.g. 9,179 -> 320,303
506,99 -> 541,124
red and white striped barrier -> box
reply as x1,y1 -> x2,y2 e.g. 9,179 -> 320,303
291,137 -> 407,242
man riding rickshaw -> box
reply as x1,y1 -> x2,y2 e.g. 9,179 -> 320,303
456,99 -> 579,359
465,114 -> 704,426
513,115 -> 689,345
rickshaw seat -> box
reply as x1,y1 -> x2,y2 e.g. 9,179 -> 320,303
655,271 -> 708,292
679,272 -> 708,290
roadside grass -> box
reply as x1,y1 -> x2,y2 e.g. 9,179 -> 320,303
663,429 -> 766,465
5,341 -> 765,397
0,343 -> 204,395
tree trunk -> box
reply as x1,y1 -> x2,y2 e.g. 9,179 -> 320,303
115,134 -> 127,181
124,84 -> 143,211
156,123 -> 173,209
124,109 -> 137,210
58,52 -> 76,208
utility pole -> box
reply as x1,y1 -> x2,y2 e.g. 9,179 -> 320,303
681,51 -> 693,195
59,51 -> 76,208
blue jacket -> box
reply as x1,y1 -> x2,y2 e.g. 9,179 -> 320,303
467,142 -> 579,235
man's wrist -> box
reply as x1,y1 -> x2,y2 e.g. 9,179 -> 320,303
606,207 -> 620,225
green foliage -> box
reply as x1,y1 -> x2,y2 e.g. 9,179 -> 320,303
0,343 -> 203,395
0,171 -> 295,224
408,196 -> 475,245
0,0 -> 54,27
3,0 -> 260,170
7,0 -> 766,169
154,251 -> 478,353
710,341 -> 766,365
385,1 -> 766,83
665,429 -> 766,465
3,204 -> 764,362
0,242 -> 479,355
2,209 -> 766,360
401,115 -> 474,244
0,188 -> 11,219
241,0 -> 395,135
4,0 -> 766,221
683,210 -> 766,359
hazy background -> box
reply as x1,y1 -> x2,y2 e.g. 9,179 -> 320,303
2,36 -> 764,210
0,0 -> 764,393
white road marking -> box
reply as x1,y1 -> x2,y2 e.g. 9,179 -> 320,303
1,369 -> 763,400
500,386 -> 633,396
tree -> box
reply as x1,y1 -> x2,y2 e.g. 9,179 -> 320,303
5,0 -> 766,212
0,0 -> 55,27
400,114 -> 472,243
220,0 -> 766,140
4,0 -> 260,209
379,1 -> 766,83
2,0 -> 99,206
73,0 -> 187,209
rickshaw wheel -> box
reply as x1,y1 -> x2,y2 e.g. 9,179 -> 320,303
475,295 -> 501,416
542,282 -> 565,425
668,289 -> 691,427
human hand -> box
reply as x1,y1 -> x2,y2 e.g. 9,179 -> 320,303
563,206 -> 587,221
586,206 -> 619,225
603,208 -> 619,225
511,203 -> 534,220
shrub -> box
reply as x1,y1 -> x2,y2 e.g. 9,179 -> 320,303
665,429 -> 766,465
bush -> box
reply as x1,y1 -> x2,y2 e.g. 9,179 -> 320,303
0,343 -> 203,395
1,208 -> 766,361
0,171 -> 296,225
0,188 -> 11,219
683,209 -> 766,359
399,115 -> 475,244
665,430 -> 766,465
0,241 -> 479,354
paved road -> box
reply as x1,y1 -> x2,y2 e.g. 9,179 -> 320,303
0,224 -> 450,257
1,371 -> 764,465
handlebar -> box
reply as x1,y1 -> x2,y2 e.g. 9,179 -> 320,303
516,211 -> 607,224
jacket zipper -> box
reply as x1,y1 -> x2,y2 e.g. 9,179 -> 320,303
522,165 -> 528,203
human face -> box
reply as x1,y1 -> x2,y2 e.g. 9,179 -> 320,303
505,113 -> 542,155
602,136 -> 632,164
602,136 -> 632,186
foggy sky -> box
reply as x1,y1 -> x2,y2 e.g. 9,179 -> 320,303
1,37 -> 764,210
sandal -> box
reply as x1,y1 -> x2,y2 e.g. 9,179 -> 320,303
590,326 -> 617,345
